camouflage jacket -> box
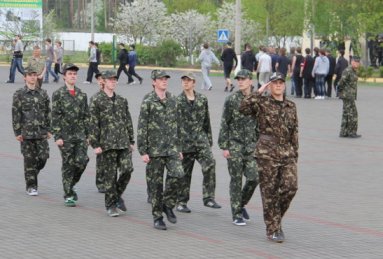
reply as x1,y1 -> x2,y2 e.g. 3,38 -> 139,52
218,90 -> 258,156
338,66 -> 358,100
12,86 -> 51,139
239,92 -> 298,161
89,91 -> 134,151
27,57 -> 45,75
137,91 -> 179,157
51,85 -> 89,142
177,91 -> 212,153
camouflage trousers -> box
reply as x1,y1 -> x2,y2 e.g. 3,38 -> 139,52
95,154 -> 105,191
20,139 -> 49,190
102,149 -> 133,209
257,158 -> 298,235
227,153 -> 259,220
340,99 -> 358,136
58,140 -> 89,199
177,148 -> 216,205
146,155 -> 184,221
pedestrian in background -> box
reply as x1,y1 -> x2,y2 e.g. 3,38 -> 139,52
221,41 -> 237,92
116,43 -> 130,83
54,40 -> 64,77
312,49 -> 329,99
290,47 -> 304,98
325,49 -> 336,97
27,45 -> 46,88
89,70 -> 135,217
137,70 -> 184,230
52,63 -> 89,207
334,49 -> 348,97
240,72 -> 299,243
84,41 -> 99,84
12,66 -> 51,196
44,38 -> 59,83
196,43 -> 220,91
275,47 -> 290,78
257,46 -> 272,87
127,44 -> 143,85
338,56 -> 361,138
176,72 -> 221,213
6,35 -> 24,83
219,69 -> 259,226
241,43 -> 257,74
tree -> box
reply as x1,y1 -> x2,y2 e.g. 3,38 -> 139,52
111,0 -> 167,44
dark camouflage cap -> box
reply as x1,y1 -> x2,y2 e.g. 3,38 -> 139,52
181,71 -> 196,80
24,66 -> 38,75
269,72 -> 285,82
234,69 -> 253,79
62,63 -> 79,73
151,70 -> 170,80
351,56 -> 361,62
101,70 -> 118,79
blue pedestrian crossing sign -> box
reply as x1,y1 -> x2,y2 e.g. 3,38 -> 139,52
217,29 -> 230,43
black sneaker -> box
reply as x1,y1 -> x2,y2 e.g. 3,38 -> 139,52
139,78 -> 143,85
267,231 -> 284,243
176,204 -> 191,213
154,218 -> 167,230
5,80 -> 14,83
204,199 -> 221,209
242,207 -> 250,221
116,197 -> 127,212
348,134 -> 361,138
98,188 -> 106,193
163,205 -> 177,224
233,218 -> 246,226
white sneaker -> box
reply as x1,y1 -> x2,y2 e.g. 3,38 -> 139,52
27,188 -> 38,196
314,96 -> 321,100
322,96 -> 326,99
128,81 -> 136,85
83,81 -> 91,84
232,218 -> 246,226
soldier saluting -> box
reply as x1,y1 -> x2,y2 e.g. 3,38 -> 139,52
240,72 -> 299,243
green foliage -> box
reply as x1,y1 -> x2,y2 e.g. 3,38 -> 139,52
62,51 -> 88,64
366,66 -> 374,78
379,67 -> 383,78
154,40 -> 183,67
163,0 -> 225,14
97,42 -> 114,64
136,44 -> 157,65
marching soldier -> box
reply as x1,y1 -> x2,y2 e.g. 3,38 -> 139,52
240,72 -> 299,243
218,69 -> 259,226
12,66 -> 51,195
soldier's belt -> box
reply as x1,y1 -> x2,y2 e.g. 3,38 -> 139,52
259,134 -> 287,145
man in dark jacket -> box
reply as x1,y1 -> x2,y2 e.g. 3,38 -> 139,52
241,43 -> 257,73
325,49 -> 336,97
221,42 -> 238,92
301,48 -> 315,98
116,43 -> 130,82
334,49 -> 349,97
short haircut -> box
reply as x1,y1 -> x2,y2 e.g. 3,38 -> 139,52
203,43 -> 209,49
296,47 -> 302,54
339,49 -> 345,56
33,45 -> 41,50
279,47 -> 286,56
45,38 -> 52,43
305,48 -> 311,55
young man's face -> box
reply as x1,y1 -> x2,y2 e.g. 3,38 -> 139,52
237,77 -> 252,92
181,77 -> 195,91
104,77 -> 117,91
269,80 -> 286,97
63,70 -> 78,85
32,48 -> 41,57
351,60 -> 360,70
24,73 -> 37,85
96,77 -> 105,90
153,77 -> 169,91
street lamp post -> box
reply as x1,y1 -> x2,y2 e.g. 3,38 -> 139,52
234,0 -> 241,73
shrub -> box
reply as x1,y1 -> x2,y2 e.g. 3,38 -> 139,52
154,40 -> 183,67
97,42 -> 114,64
357,66 -> 366,79
366,66 -> 374,78
136,44 -> 156,65
379,67 -> 383,78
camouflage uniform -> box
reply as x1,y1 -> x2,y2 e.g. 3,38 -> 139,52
240,91 -> 298,236
218,90 -> 259,220
12,85 -> 51,190
89,91 -> 105,192
89,90 -> 135,209
52,85 -> 89,199
177,90 -> 216,205
27,57 -> 45,88
338,66 -> 359,137
137,90 -> 184,221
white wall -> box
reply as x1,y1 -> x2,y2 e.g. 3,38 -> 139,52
56,32 -> 119,51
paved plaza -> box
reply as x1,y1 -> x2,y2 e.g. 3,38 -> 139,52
0,65 -> 382,258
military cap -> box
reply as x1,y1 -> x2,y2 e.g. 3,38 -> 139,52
101,70 -> 118,79
24,66 -> 38,75
62,63 -> 79,73
181,71 -> 196,80
95,72 -> 102,79
151,70 -> 170,80
269,72 -> 285,82
234,69 -> 253,80
351,56 -> 361,62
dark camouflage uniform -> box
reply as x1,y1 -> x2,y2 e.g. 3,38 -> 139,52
240,92 -> 298,236
89,91 -> 135,209
52,85 -> 89,199
218,90 -> 259,220
12,86 -> 51,190
338,66 -> 359,136
90,91 -> 105,191
177,91 -> 216,205
137,91 -> 184,221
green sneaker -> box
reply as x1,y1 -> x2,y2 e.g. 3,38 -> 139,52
64,197 -> 76,207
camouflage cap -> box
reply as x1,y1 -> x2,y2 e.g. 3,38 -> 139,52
101,70 -> 118,79
62,63 -> 79,73
269,72 -> 285,82
234,69 -> 253,80
181,71 -> 196,80
151,70 -> 170,80
351,56 -> 361,62
24,66 -> 38,75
